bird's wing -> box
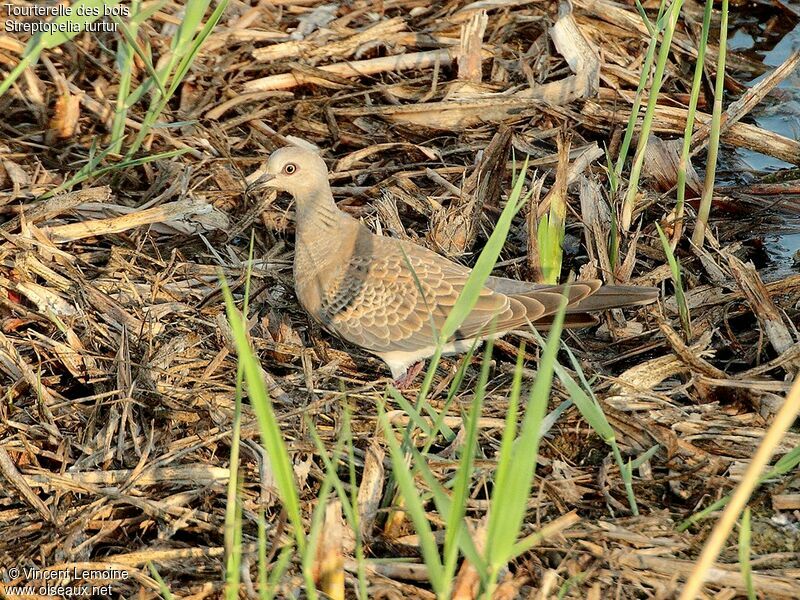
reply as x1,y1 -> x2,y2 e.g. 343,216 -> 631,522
312,233 -> 528,353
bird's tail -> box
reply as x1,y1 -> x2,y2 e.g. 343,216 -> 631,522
563,285 -> 658,313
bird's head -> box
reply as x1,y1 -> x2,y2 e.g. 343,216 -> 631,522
251,146 -> 330,199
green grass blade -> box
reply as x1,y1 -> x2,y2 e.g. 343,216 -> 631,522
0,52 -> 37,99
488,345 -> 525,507
406,442 -> 486,575
555,338 -> 639,515
224,494 -> 243,600
168,0 -> 229,99
442,338 -> 493,580
263,544 -> 294,600
220,277 -> 306,553
223,362 -> 244,559
674,0 -> 714,245
172,0 -> 212,53
306,416 -> 359,532
691,0 -> 728,247
112,12 -> 167,97
343,405 -> 370,600
300,453 -> 335,600
442,159 -> 530,343
630,444 -> 660,470
656,222 -> 691,338
738,507 -> 756,600
131,0 -> 167,24
40,147 -> 190,199
257,510 -> 269,600
389,386 -> 442,439
148,562 -> 174,600
413,158 -> 531,406
419,342 -> 479,451
38,0 -> 120,50
485,296 -> 566,576
378,400 -> 446,594
633,0 -> 654,35
224,234 -> 255,578
621,0 -> 685,230
613,0 -> 670,180
0,0 -> 118,97
126,0 -> 229,157
537,212 -> 564,285
111,30 -> 135,154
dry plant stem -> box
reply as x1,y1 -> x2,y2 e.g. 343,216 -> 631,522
691,0 -> 728,247
244,49 -> 458,92
43,199 -> 228,242
457,10 -> 488,82
679,376 -> 800,600
0,447 -> 53,522
0,187 -> 111,233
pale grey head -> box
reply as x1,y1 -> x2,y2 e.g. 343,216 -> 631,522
253,146 -> 330,200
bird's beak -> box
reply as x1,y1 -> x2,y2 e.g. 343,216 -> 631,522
248,172 -> 276,191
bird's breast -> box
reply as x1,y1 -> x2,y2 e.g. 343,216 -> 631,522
293,237 -> 353,323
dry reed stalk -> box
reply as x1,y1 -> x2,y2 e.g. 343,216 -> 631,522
44,199 -> 230,242
244,48 -> 460,92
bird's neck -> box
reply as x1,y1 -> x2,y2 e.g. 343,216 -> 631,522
295,187 -> 342,238
294,187 -> 353,278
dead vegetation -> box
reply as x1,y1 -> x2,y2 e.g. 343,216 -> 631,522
1,0 -> 799,598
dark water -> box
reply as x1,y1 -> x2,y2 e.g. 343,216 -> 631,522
728,8 -> 800,277
730,11 -> 800,171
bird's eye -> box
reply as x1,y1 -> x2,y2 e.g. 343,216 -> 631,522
283,163 -> 297,175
